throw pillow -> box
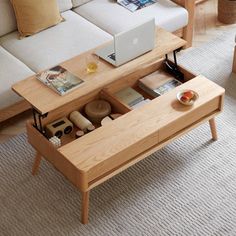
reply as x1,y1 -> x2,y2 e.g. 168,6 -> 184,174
11,0 -> 63,37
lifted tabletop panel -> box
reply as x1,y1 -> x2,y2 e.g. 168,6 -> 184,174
12,28 -> 186,115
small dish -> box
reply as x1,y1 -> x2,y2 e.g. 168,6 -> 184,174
177,89 -> 199,106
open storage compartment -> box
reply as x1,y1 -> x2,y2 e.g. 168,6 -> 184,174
27,58 -> 196,147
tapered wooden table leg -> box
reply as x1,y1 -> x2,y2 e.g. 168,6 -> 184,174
81,191 -> 90,224
32,152 -> 42,175
209,118 -> 218,141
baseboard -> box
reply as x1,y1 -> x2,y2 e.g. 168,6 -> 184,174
0,100 -> 31,123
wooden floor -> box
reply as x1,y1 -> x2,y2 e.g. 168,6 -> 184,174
0,0 -> 235,143
193,0 -> 236,48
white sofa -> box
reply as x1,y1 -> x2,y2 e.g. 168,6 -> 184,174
0,0 -> 193,121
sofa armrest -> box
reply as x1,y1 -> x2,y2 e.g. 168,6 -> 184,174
172,0 -> 195,48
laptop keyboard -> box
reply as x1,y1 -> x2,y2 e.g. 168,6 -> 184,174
108,52 -> 116,61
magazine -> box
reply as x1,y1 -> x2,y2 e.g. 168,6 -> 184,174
36,65 -> 84,96
117,0 -> 156,12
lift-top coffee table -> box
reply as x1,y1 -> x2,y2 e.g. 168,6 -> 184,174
12,28 -> 225,224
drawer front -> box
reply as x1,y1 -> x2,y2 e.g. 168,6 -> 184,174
159,97 -> 221,142
87,126 -> 159,183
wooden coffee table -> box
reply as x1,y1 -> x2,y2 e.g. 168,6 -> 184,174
12,28 -> 225,224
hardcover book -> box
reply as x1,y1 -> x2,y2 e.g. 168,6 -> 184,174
36,65 -> 84,96
114,87 -> 144,107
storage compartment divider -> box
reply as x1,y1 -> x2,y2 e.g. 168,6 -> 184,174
100,89 -> 131,114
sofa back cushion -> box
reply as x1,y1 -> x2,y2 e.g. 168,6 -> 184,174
0,0 -> 17,37
72,0 -> 92,7
57,0 -> 73,12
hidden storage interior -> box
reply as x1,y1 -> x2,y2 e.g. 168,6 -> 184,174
28,59 -> 196,148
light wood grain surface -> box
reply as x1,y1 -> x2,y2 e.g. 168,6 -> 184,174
59,75 -> 224,182
0,100 -> 31,123
12,28 -> 186,115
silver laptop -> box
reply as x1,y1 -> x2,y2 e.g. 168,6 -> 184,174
95,18 -> 155,67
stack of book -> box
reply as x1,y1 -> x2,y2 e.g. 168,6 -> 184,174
138,70 -> 182,97
114,87 -> 145,107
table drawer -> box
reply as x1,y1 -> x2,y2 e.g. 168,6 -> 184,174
159,97 -> 220,142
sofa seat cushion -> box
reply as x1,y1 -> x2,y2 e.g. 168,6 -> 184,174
0,47 -> 34,109
74,0 -> 188,35
0,11 -> 112,72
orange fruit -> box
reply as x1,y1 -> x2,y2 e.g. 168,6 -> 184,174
183,90 -> 194,100
180,95 -> 189,102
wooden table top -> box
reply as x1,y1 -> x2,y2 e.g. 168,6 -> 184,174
12,27 -> 186,115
